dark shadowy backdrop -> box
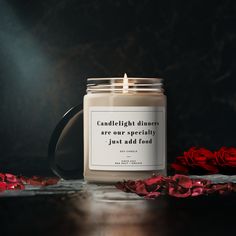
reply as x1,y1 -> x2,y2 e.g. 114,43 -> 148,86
0,0 -> 235,176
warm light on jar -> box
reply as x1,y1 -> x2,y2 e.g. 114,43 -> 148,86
83,74 -> 167,183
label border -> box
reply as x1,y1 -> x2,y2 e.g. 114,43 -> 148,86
89,106 -> 165,170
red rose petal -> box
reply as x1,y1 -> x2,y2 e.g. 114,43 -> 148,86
0,172 -> 59,193
134,181 -> 149,196
145,191 -> 161,199
0,182 -> 7,192
116,174 -> 236,199
5,173 -> 18,183
0,173 -> 5,182
169,185 -> 191,198
124,180 -> 137,193
115,181 -> 129,192
20,176 -> 60,186
191,187 -> 204,197
171,174 -> 192,188
7,183 -> 25,190
144,175 -> 165,186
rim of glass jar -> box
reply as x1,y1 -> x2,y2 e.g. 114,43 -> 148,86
86,77 -> 164,93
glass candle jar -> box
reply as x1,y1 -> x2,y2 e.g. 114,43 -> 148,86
83,75 -> 166,183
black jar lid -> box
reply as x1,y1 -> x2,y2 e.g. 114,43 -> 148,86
48,104 -> 83,180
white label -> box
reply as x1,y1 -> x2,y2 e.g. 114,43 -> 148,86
89,106 -> 165,171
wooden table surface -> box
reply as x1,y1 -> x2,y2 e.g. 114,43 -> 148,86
0,179 -> 235,236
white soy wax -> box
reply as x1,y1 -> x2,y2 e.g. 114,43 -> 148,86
83,74 -> 166,183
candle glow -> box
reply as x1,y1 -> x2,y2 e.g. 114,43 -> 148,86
123,73 -> 129,92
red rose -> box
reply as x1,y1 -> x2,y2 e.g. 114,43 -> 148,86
171,147 -> 218,174
213,147 -> 236,167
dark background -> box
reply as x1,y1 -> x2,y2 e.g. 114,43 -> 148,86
0,0 -> 235,176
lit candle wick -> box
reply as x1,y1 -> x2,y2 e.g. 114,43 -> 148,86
123,73 -> 128,92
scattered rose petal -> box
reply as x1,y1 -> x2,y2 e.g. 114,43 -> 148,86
192,179 -> 210,187
0,173 -> 5,182
7,183 -> 25,190
144,175 -> 165,186
135,181 -> 149,196
191,187 -> 204,197
116,174 -> 236,199
169,186 -> 191,198
145,191 -> 161,199
5,173 -> 18,183
0,172 -> 60,193
171,174 -> 192,189
0,182 -> 7,192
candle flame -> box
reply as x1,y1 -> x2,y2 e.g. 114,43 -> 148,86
123,73 -> 128,92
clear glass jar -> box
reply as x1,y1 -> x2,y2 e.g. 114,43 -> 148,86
83,77 -> 166,183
